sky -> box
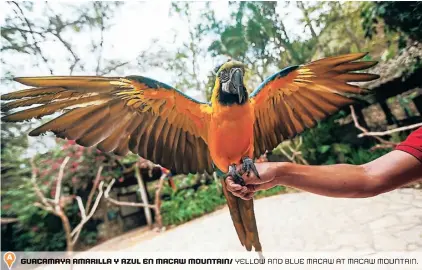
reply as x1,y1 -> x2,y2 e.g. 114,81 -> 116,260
1,1 -> 309,96
1,1 -> 233,100
1,1 -> 309,156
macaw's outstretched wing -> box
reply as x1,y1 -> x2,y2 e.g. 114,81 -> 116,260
250,52 -> 379,157
1,76 -> 214,174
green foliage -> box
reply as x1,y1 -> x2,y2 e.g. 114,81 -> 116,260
207,2 -> 296,84
362,2 -> 422,42
301,112 -> 347,165
2,2 -> 129,251
159,172 -> 287,226
255,186 -> 286,199
160,180 -> 226,226
300,111 -> 395,166
1,123 -> 31,191
166,2 -> 218,98
1,138 -> 121,251
7,202 -> 97,251
345,148 -> 390,165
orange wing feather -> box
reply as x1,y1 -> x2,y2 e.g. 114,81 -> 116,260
1,76 -> 213,174
250,52 -> 379,157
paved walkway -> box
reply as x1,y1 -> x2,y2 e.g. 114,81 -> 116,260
93,189 -> 422,252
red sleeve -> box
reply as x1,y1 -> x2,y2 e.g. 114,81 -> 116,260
395,127 -> 422,163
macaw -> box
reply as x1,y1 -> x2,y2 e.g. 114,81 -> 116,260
1,53 -> 378,253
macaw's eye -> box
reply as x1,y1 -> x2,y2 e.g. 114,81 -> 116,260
219,70 -> 230,82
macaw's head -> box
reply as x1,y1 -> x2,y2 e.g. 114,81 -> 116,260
213,60 -> 248,105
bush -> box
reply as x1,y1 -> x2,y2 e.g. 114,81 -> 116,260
160,178 -> 226,226
299,110 -> 408,166
1,138 -> 123,251
159,173 -> 288,226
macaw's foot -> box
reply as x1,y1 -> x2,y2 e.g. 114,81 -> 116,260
228,164 -> 245,186
241,157 -> 261,179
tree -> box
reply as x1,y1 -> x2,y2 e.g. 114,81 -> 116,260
1,1 -> 128,251
362,2 -> 422,43
1,2 -> 129,77
164,2 -> 219,100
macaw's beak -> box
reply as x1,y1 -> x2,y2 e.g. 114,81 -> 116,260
228,68 -> 245,103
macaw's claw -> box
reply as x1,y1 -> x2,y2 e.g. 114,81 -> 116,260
242,157 -> 260,179
228,164 -> 245,186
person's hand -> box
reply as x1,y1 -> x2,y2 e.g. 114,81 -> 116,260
225,162 -> 279,200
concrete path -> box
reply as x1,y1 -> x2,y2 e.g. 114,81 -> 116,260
94,189 -> 422,252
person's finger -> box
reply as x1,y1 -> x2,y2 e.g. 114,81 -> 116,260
226,177 -> 243,192
240,176 -> 257,185
225,176 -> 234,184
246,184 -> 257,192
226,177 -> 242,189
231,190 -> 246,199
227,184 -> 245,194
226,178 -> 250,195
236,185 -> 248,194
228,187 -> 249,199
246,181 -> 277,192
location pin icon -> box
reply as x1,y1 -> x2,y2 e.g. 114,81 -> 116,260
4,252 -> 16,270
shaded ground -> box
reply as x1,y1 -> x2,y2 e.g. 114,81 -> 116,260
91,189 -> 422,252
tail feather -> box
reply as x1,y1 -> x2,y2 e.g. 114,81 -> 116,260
238,199 -> 262,252
221,179 -> 262,252
221,179 -> 247,246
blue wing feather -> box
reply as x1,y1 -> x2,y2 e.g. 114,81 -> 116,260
249,65 -> 299,97
126,75 -> 210,105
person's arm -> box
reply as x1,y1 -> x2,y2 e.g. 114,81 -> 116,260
227,150 -> 422,200
228,127 -> 422,199
227,127 -> 422,199
277,150 -> 420,197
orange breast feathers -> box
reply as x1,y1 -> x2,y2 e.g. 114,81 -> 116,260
208,102 -> 255,173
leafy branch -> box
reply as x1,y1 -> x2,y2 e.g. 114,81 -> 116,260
30,157 -> 104,251
104,163 -> 167,230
